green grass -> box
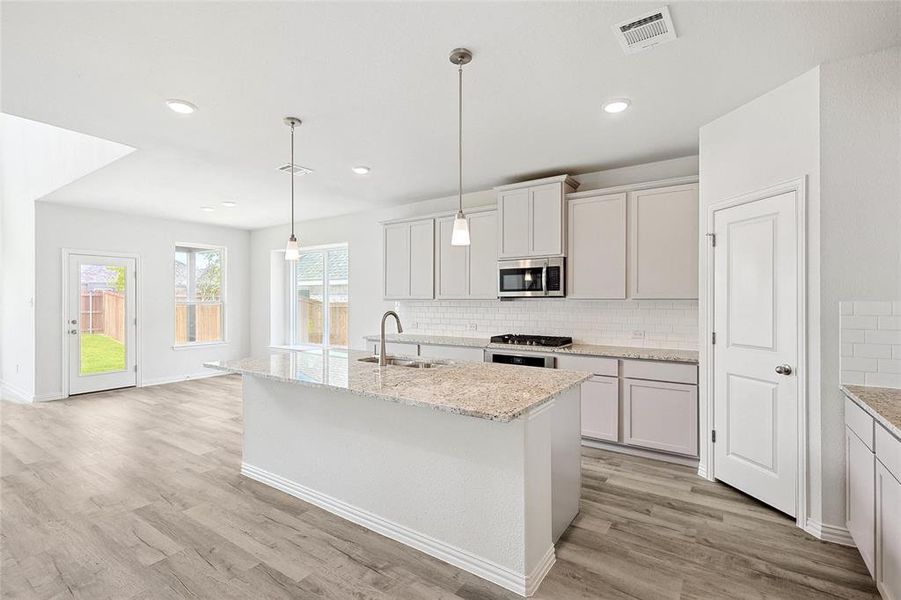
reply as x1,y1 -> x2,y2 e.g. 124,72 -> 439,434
80,334 -> 125,374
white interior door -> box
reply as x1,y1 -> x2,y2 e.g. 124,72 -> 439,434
713,191 -> 799,516
68,254 -> 137,395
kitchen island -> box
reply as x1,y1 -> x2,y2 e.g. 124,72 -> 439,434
205,348 -> 589,597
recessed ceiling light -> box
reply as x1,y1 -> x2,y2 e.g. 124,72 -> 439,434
200,206 -> 215,212
166,99 -> 197,114
221,201 -> 237,208
603,99 -> 631,114
352,166 -> 371,175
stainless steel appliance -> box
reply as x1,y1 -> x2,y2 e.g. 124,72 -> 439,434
497,257 -> 565,298
490,334 -> 573,348
484,334 -> 573,368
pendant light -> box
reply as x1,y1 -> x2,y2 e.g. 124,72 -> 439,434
284,116 -> 302,261
450,48 -> 472,246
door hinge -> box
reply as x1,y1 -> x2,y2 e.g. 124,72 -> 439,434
706,232 -> 716,247
711,331 -> 717,345
711,430 -> 717,443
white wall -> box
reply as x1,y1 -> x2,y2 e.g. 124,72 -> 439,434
249,156 -> 700,356
34,203 -> 251,399
0,113 -> 133,401
699,46 -> 901,535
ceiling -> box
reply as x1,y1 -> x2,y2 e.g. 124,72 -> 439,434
3,2 -> 899,230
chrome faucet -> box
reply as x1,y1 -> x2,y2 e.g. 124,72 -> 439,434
379,310 -> 404,366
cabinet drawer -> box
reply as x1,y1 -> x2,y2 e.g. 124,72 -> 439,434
876,424 -> 901,483
621,359 -> 697,384
623,378 -> 698,456
845,396 -> 875,451
556,354 -> 617,377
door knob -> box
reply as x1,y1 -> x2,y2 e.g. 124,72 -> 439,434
775,364 -> 793,375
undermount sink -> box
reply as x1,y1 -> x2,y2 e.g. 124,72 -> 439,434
358,356 -> 448,369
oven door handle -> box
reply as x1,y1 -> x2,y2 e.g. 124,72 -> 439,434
541,262 -> 548,296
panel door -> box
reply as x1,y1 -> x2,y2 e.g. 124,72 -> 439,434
436,216 -> 468,299
68,254 -> 137,395
847,427 -> 876,576
628,183 -> 699,298
468,211 -> 498,299
581,376 -> 619,442
498,189 -> 530,258
713,190 -> 799,516
530,183 -> 563,256
876,461 -> 901,600
408,220 -> 435,299
383,223 -> 411,298
567,192 -> 627,298
623,378 -> 698,456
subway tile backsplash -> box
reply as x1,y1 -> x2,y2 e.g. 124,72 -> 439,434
840,300 -> 901,389
396,299 -> 699,350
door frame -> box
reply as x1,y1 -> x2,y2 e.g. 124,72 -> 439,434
60,248 -> 143,398
701,176 -> 808,529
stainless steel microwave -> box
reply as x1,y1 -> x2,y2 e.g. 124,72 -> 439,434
497,257 -> 565,298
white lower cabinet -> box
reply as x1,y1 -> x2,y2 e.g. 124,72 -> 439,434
876,461 -> 901,600
580,376 -> 619,442
418,344 -> 484,362
846,426 -> 876,576
623,378 -> 698,456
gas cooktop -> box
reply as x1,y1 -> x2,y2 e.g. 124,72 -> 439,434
489,334 -> 573,348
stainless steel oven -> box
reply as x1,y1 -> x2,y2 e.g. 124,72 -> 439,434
497,257 -> 565,298
484,350 -> 556,368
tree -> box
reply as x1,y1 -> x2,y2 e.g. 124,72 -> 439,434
196,253 -> 221,301
112,267 -> 126,293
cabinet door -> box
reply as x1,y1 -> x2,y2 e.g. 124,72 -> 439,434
436,217 -> 468,299
567,193 -> 626,298
623,378 -> 698,456
628,183 -> 699,299
383,223 -> 411,298
581,376 -> 619,442
468,211 -> 498,298
847,426 -> 876,577
876,461 -> 901,600
498,189 -> 531,258
409,220 -> 435,299
530,183 -> 564,256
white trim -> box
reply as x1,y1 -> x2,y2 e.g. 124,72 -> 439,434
380,205 -> 496,226
241,461 -> 555,597
566,175 -> 699,201
804,519 -> 855,547
61,248 -> 143,399
703,177 -> 808,529
141,370 -> 227,388
494,174 -> 579,192
171,341 -> 229,350
34,393 -> 66,402
581,438 -> 700,468
0,380 -> 33,403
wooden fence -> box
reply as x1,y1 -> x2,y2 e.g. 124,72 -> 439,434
80,291 -> 125,343
175,304 -> 222,344
298,298 -> 348,346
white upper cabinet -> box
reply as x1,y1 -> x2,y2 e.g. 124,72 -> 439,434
435,210 -> 498,300
567,192 -> 627,299
496,175 -> 578,259
383,218 -> 434,300
627,183 -> 699,299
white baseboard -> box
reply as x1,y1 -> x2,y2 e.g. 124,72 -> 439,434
34,393 -> 66,402
141,370 -> 227,388
582,438 -> 700,468
0,380 -> 33,403
241,462 -> 554,597
804,519 -> 855,547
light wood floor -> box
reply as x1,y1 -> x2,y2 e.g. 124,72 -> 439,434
2,375 -> 879,600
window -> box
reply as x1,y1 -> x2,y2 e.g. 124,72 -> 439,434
287,244 -> 348,348
174,245 -> 225,345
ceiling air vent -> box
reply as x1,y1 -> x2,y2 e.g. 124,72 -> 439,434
278,163 -> 314,176
612,6 -> 677,54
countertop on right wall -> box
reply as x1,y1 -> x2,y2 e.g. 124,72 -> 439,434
842,385 -> 901,440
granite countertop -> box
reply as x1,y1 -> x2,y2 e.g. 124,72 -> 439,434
363,333 -> 699,364
205,349 -> 589,423
842,385 -> 901,439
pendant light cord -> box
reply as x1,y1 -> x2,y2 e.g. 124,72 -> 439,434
290,122 -> 296,237
458,62 -> 463,214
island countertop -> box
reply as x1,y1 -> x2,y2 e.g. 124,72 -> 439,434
205,349 -> 590,422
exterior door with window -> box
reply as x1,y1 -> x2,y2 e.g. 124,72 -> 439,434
68,254 -> 137,394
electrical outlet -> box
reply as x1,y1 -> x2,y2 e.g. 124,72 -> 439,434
631,330 -> 646,339
411,322 -> 419,330
469,323 -> 478,331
